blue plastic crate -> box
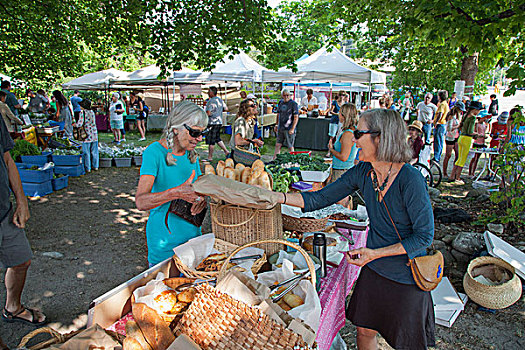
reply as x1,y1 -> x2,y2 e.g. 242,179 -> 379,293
48,120 -> 65,131
51,175 -> 69,191
21,153 -> 51,165
22,181 -> 53,197
18,165 -> 54,183
54,164 -> 85,177
52,154 -> 82,166
224,125 -> 232,135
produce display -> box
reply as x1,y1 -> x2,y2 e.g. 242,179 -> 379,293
9,139 -> 40,161
53,148 -> 81,155
265,164 -> 299,193
274,153 -> 330,172
204,158 -> 272,190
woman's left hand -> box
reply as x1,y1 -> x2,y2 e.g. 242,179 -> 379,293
253,139 -> 264,147
191,196 -> 207,215
345,247 -> 378,267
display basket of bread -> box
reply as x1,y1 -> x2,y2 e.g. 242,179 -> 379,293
172,237 -> 267,280
282,214 -> 328,233
205,158 -> 283,256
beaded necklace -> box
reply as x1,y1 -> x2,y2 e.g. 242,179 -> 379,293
370,163 -> 393,201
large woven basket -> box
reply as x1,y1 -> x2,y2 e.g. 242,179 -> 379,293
172,237 -> 266,280
463,256 -> 522,309
18,328 -> 83,350
282,214 -> 328,233
210,202 -> 283,256
232,145 -> 261,166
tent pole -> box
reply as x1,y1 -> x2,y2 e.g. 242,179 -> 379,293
172,72 -> 176,109
166,85 -> 170,113
368,76 -> 372,109
260,73 -> 265,140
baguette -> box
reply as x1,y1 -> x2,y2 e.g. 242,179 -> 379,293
132,303 -> 175,350
234,163 -> 245,181
252,159 -> 265,171
204,164 -> 216,175
241,167 -> 252,184
124,320 -> 153,350
223,166 -> 236,180
225,158 -> 235,168
247,173 -> 260,186
216,160 -> 226,177
258,171 -> 272,190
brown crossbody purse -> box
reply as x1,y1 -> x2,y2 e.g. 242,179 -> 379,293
378,179 -> 444,291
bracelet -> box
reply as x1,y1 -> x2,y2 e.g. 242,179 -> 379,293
283,192 -> 287,204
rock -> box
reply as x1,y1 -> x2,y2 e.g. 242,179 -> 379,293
442,234 -> 456,245
487,223 -> 504,234
478,194 -> 491,202
42,252 -> 64,259
451,249 -> 471,265
441,195 -> 456,202
466,188 -> 489,198
433,240 -> 447,250
428,187 -> 441,199
439,248 -> 455,267
434,229 -> 447,240
452,232 -> 485,255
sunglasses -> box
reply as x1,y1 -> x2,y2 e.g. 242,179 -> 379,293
183,124 -> 207,138
248,104 -> 256,108
354,129 -> 380,140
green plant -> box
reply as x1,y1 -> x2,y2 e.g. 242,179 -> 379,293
9,140 -> 40,162
478,108 -> 525,228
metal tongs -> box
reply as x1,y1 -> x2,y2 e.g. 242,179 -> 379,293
270,270 -> 311,302
230,254 -> 263,262
175,278 -> 216,292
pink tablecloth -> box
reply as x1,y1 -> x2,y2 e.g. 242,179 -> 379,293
315,228 -> 368,350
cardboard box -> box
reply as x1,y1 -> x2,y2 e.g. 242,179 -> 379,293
87,257 -> 179,329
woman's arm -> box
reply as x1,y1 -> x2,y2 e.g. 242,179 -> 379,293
135,170 -> 200,211
234,133 -> 250,147
330,131 -> 353,161
345,243 -> 406,266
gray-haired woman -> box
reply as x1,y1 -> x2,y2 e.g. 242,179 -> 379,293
274,109 -> 435,349
136,101 -> 208,267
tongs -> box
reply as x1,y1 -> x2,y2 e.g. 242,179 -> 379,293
174,278 -> 216,292
270,270 -> 311,302
230,254 -> 262,262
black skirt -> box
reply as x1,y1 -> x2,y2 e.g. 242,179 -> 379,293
346,265 -> 436,350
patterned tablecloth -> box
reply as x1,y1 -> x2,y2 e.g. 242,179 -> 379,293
316,228 -> 368,350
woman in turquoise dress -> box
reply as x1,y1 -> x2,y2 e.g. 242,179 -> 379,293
136,101 -> 208,266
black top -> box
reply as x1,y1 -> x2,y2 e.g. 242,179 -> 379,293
0,118 -> 15,221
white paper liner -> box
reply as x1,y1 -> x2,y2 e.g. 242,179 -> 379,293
132,272 -> 170,311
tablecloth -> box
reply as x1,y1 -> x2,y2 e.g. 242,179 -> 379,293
295,117 -> 331,150
316,227 -> 368,350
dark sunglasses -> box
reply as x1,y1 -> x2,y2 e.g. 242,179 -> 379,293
183,124 -> 207,138
354,129 -> 380,140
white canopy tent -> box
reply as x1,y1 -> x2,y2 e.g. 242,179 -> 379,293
116,65 -> 194,85
262,46 -> 386,84
62,68 -> 130,90
171,51 -> 268,83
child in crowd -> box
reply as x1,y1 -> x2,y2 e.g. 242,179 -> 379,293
468,111 -> 491,177
443,103 -> 465,178
407,120 -> 424,164
490,111 -> 508,149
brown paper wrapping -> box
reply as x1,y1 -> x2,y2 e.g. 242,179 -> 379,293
48,324 -> 120,350
193,174 -> 282,209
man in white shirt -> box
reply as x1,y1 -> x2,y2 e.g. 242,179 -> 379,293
416,93 -> 437,142
300,89 -> 318,116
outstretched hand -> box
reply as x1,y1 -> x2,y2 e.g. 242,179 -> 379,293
174,170 -> 200,203
344,247 -> 377,267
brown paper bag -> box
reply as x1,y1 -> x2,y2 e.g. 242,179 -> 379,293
167,334 -> 202,350
193,174 -> 282,209
48,324 -> 120,350
216,269 -> 271,306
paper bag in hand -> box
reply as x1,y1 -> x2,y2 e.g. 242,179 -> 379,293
193,174 -> 282,209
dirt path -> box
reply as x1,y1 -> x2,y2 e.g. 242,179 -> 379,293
1,164 -> 523,348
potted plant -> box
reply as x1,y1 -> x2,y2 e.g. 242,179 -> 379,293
99,151 -> 113,168
113,149 -> 133,167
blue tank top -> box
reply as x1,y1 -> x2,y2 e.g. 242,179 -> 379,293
509,125 -> 525,145
332,129 -> 358,170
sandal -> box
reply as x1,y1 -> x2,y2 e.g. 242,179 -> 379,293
1,306 -> 46,326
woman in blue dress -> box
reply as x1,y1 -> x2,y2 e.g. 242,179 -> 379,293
136,101 -> 208,267
275,109 -> 435,349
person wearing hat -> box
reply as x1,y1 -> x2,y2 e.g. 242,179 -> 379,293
489,111 -> 508,149
109,92 -> 125,144
442,103 -> 465,178
407,120 -> 424,164
468,109 -> 491,177
449,100 -> 483,182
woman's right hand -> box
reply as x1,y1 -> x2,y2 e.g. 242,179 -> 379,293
172,170 -> 200,203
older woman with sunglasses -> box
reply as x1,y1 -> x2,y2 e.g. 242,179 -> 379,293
136,101 -> 208,267
273,109 -> 435,349
229,98 -> 264,151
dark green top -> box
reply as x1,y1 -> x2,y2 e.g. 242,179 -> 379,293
461,115 -> 476,136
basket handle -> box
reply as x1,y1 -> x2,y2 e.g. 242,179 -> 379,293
17,327 -> 81,350
211,204 -> 257,227
217,239 -> 317,286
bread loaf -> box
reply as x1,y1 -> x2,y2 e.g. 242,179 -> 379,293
204,164 -> 216,175
216,160 -> 226,177
241,167 -> 252,184
177,287 -> 197,303
225,158 -> 235,168
252,159 -> 265,171
247,173 -> 260,186
223,167 -> 236,180
258,171 -> 272,190
154,290 -> 179,314
123,337 -> 144,350
132,303 -> 175,350
124,320 -> 153,350
234,163 -> 245,181
283,293 -> 304,309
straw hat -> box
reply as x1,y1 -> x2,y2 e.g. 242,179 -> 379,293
408,120 -> 423,133
463,256 -> 522,309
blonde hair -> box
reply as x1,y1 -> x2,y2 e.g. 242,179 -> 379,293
163,101 -> 208,165
340,103 -> 358,130
360,109 -> 412,163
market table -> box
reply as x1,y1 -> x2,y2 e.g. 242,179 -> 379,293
471,147 -> 500,183
295,117 -> 331,151
316,227 -> 368,350
35,126 -> 59,149
146,113 -> 169,130
258,113 -> 278,127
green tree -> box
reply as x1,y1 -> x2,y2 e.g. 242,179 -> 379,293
332,0 -> 525,96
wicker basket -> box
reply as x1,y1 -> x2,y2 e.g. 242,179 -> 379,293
210,202 -> 283,256
18,328 -> 83,350
172,237 -> 266,280
463,256 -> 522,309
232,145 -> 261,166
282,214 -> 328,233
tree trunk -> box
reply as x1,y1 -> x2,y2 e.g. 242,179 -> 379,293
460,53 -> 479,97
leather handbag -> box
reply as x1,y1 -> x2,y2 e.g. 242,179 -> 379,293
380,187 -> 443,291
73,125 -> 88,141
165,199 -> 207,233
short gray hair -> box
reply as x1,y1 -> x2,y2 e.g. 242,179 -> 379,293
360,109 -> 412,163
425,92 -> 433,99
163,101 -> 208,165
281,88 -> 291,96
112,92 -> 120,99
